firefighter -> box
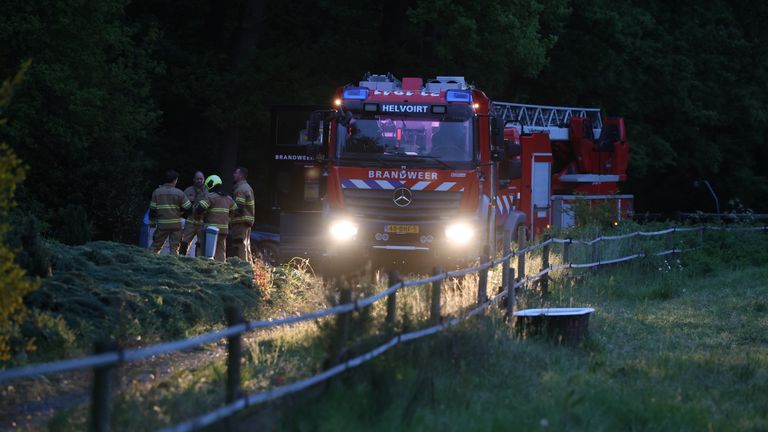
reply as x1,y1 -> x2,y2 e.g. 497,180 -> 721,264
196,174 -> 237,261
180,171 -> 206,256
149,169 -> 192,255
231,166 -> 255,262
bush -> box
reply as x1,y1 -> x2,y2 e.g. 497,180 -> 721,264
56,204 -> 92,245
6,211 -> 51,277
0,63 -> 40,363
572,198 -> 616,228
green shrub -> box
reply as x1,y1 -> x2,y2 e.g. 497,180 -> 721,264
56,204 -> 92,245
6,211 -> 51,277
0,62 -> 39,362
572,198 -> 616,228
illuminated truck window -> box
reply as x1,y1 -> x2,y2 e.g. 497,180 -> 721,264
336,116 -> 473,162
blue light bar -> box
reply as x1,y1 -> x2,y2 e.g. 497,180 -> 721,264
445,89 -> 472,103
343,87 -> 370,100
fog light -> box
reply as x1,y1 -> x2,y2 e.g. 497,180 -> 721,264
445,222 -> 474,245
330,220 -> 358,241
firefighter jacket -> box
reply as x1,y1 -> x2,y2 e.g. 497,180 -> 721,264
149,183 -> 192,230
197,192 -> 237,234
183,185 -> 207,225
232,180 -> 255,225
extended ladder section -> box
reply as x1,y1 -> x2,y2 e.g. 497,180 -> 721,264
492,102 -> 603,141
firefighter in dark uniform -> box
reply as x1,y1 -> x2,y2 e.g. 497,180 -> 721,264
181,170 -> 206,255
196,175 -> 237,261
149,169 -> 192,255
231,166 -> 255,262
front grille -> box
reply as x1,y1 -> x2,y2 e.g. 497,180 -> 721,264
343,189 -> 463,221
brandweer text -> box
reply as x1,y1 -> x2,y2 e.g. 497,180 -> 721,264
368,170 -> 438,180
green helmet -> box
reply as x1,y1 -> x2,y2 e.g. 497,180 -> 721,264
204,174 -> 222,191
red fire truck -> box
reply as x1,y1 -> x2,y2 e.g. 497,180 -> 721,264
271,73 -> 632,270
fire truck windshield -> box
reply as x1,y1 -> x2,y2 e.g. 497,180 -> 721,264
336,116 -> 473,162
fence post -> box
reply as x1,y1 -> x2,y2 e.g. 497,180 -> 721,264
386,271 -> 399,330
563,238 -> 571,266
478,244 -> 489,304
516,226 -> 527,290
699,225 -> 705,246
505,232 -> 517,320
90,340 -> 117,432
430,267 -> 442,325
337,283 -> 354,363
325,279 -> 354,369
541,235 -> 550,297
501,229 -> 512,297
665,228 -> 674,255
225,306 -> 243,407
628,233 -> 636,256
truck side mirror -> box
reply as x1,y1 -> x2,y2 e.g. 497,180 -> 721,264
337,110 -> 353,127
491,116 -> 505,150
307,111 -> 322,142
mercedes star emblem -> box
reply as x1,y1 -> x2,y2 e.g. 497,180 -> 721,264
393,187 -> 413,207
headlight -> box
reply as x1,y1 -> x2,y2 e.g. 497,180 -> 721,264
329,220 -> 358,241
445,222 -> 474,245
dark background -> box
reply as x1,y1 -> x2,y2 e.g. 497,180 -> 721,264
2,0 -> 766,242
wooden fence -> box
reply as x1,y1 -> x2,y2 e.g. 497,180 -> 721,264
1,224 -> 766,431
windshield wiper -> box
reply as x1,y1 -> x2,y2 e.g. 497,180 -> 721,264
339,152 -> 458,170
416,155 -> 456,170
338,153 -> 398,168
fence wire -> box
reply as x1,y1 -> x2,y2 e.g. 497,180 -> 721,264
1,224 -> 761,384
2,224 -> 766,432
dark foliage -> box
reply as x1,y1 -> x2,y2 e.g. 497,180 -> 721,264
6,211 -> 51,278
55,204 -> 92,246
1,0 -> 767,241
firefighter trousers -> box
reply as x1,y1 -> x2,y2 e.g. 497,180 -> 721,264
213,233 -> 227,262
181,222 -> 203,256
151,228 -> 182,255
230,223 -> 252,263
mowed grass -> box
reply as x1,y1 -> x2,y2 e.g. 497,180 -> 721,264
281,237 -> 768,431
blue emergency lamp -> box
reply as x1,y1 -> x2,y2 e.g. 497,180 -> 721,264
343,87 -> 370,100
445,89 -> 472,103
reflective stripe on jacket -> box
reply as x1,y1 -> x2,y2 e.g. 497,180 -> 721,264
149,184 -> 192,230
183,185 -> 207,225
232,180 -> 255,224
198,192 -> 237,234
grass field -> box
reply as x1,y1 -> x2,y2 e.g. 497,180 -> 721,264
278,232 -> 768,431
6,225 -> 768,431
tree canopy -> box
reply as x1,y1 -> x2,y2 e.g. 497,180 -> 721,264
1,0 -> 766,241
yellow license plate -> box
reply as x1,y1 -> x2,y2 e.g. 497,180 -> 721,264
385,224 -> 419,234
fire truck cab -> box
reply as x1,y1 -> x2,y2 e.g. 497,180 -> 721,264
302,74 -> 513,271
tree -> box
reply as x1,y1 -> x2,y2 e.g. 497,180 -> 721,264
0,62 -> 39,363
527,0 -> 768,212
127,0 -> 570,203
0,0 -> 161,241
